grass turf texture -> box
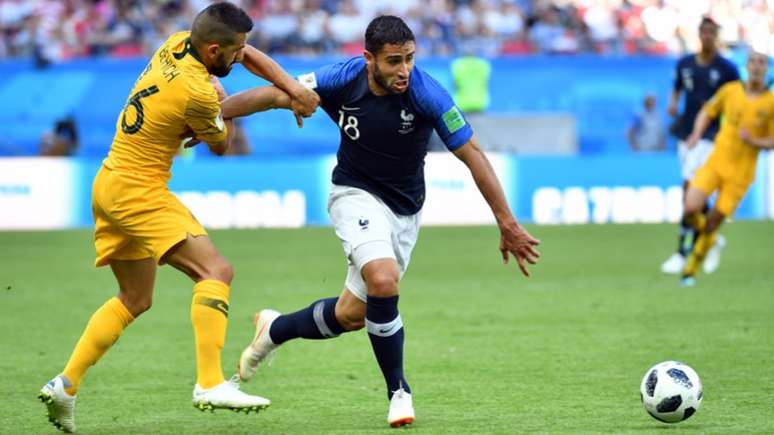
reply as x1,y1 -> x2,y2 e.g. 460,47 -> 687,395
1,222 -> 772,434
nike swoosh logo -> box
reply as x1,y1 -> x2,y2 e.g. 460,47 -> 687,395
341,106 -> 360,111
379,325 -> 396,334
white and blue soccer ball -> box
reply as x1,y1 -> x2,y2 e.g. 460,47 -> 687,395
640,361 -> 703,423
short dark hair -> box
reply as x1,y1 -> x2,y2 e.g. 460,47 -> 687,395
365,15 -> 415,55
699,16 -> 719,31
191,2 -> 253,46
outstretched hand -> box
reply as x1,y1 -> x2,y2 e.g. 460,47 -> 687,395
499,221 -> 541,277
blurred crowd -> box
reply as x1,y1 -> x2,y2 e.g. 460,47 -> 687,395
1,0 -> 773,63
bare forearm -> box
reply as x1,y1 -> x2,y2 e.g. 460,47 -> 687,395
690,110 -> 712,138
746,136 -> 774,149
220,86 -> 291,119
455,142 -> 516,226
241,45 -> 303,98
670,90 -> 680,108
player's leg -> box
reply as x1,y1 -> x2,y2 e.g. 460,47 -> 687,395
683,178 -> 745,282
360,256 -> 415,427
662,141 -> 692,273
40,168 -> 155,433
238,184 -> 387,380
40,258 -> 153,434
164,235 -> 233,390
161,234 -> 270,411
61,258 -> 154,394
237,286 -> 363,381
683,207 -> 725,280
663,140 -> 712,273
678,185 -> 708,286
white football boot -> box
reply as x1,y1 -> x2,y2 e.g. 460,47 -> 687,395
703,234 -> 726,274
38,375 -> 76,433
387,388 -> 415,428
238,309 -> 281,382
192,375 -> 270,413
660,253 -> 685,274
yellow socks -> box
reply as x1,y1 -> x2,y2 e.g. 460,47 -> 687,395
191,279 -> 230,389
683,230 -> 717,277
62,297 -> 134,395
685,212 -> 706,233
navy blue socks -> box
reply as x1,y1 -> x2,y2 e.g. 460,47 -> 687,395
366,295 -> 410,399
269,297 -> 346,345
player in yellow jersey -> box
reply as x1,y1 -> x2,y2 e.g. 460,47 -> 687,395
680,51 -> 774,287
38,3 -> 318,432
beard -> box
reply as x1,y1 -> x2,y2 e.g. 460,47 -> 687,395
210,53 -> 235,78
372,64 -> 407,95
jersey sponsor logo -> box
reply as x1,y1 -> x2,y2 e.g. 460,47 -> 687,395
399,109 -> 415,134
442,106 -> 466,134
298,72 -> 318,90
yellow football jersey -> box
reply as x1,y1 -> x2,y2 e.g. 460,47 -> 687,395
104,31 -> 227,181
704,80 -> 774,183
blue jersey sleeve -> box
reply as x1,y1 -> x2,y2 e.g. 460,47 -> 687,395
298,57 -> 365,104
410,67 -> 473,150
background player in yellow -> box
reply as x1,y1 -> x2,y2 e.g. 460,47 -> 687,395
680,51 -> 774,287
37,2 -> 319,433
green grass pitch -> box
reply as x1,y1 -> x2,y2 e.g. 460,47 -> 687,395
1,222 -> 772,434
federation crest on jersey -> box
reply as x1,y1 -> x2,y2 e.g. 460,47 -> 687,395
709,69 -> 720,86
399,109 -> 415,134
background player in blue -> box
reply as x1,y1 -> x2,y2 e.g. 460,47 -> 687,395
221,15 -> 540,428
661,17 -> 739,275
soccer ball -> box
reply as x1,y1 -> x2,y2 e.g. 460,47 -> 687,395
640,361 -> 703,423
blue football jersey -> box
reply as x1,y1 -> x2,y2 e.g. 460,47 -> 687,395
672,54 -> 739,140
300,57 -> 473,215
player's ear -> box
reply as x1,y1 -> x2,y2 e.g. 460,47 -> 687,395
363,50 -> 374,64
206,43 -> 220,59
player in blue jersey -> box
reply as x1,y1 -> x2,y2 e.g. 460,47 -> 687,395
221,15 -> 540,428
661,17 -> 739,275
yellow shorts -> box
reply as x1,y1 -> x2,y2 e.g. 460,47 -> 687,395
690,162 -> 751,217
92,165 -> 207,267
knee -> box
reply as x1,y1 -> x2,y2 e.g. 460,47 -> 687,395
118,292 -> 152,317
201,256 -> 234,284
366,271 -> 399,298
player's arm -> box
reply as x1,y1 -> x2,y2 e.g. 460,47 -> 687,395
184,85 -> 233,156
220,86 -> 294,119
668,89 -> 681,117
687,85 -> 727,148
668,62 -> 682,117
741,112 -> 774,149
240,45 -> 319,120
452,137 -> 541,277
685,109 -> 712,149
740,130 -> 774,149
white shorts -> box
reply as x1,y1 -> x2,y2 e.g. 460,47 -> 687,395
677,139 -> 713,181
328,184 -> 420,302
